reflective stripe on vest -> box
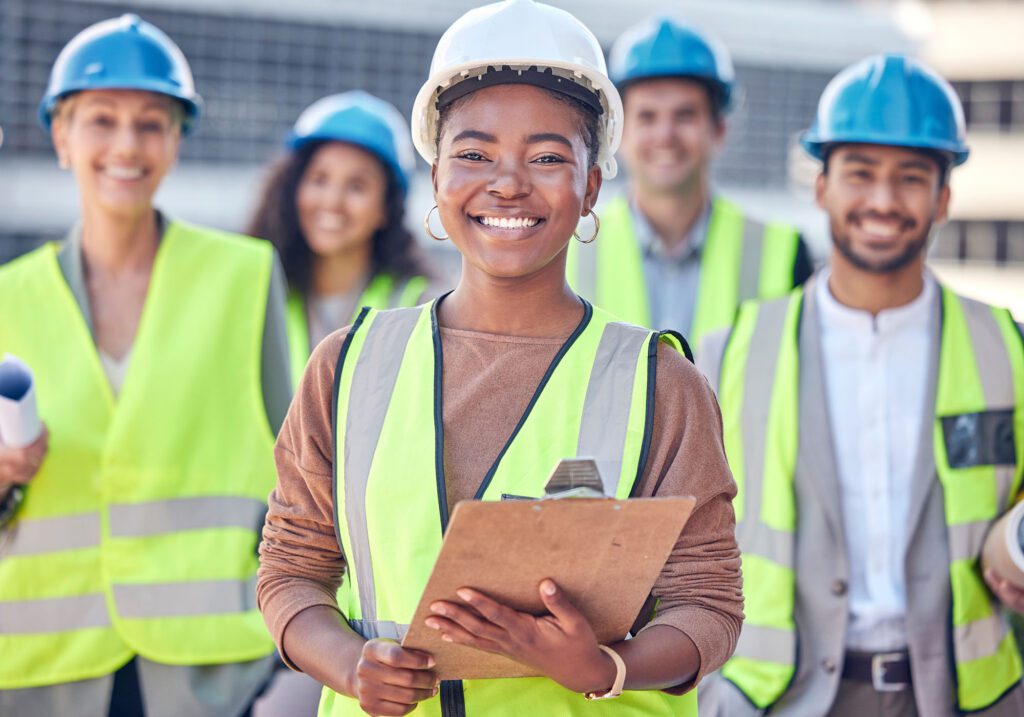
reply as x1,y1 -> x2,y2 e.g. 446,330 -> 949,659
566,195 -> 801,348
323,301 -> 695,717
0,223 -> 277,688
717,285 -> 1024,711
285,273 -> 429,388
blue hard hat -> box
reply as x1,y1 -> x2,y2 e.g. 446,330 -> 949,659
609,17 -> 735,112
286,91 -> 416,196
39,14 -> 202,135
801,54 -> 969,166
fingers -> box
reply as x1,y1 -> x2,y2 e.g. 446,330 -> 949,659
453,589 -> 520,629
365,639 -> 435,672
429,598 -> 510,642
424,614 -> 504,653
355,640 -> 439,716
0,427 -> 50,485
985,569 -> 1024,613
538,579 -> 584,629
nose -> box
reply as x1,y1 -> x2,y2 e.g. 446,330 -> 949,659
864,178 -> 900,215
111,124 -> 142,157
652,117 -> 677,145
487,156 -> 530,199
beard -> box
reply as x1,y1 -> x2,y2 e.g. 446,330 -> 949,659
830,213 -> 932,274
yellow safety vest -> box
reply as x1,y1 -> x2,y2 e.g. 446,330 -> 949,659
285,273 -> 428,387
322,300 -> 695,716
0,222 -> 277,689
567,196 -> 801,348
715,285 -> 1024,711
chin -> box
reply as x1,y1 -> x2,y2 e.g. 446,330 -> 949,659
93,195 -> 157,218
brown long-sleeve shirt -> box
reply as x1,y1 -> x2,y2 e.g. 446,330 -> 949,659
257,322 -> 743,689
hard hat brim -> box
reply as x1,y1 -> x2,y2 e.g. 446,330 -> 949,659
800,130 -> 969,167
38,82 -> 203,135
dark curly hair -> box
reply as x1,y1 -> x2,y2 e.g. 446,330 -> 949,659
247,141 -> 431,296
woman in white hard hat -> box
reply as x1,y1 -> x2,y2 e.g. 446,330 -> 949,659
248,92 -> 440,387
257,2 -> 741,716
0,14 -> 289,717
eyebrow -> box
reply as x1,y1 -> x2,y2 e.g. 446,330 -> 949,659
525,132 -> 574,149
450,129 -> 574,150
451,129 -> 497,144
79,97 -> 170,114
841,152 -> 934,172
898,159 -> 935,172
840,152 -> 880,166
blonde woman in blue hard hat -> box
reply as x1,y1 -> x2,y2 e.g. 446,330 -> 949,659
257,1 -> 742,716
698,55 -> 1024,716
248,92 -> 439,388
0,14 -> 291,717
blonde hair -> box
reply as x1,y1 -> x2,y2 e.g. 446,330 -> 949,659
52,92 -> 185,133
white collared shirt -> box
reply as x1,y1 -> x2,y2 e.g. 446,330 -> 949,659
815,270 -> 936,651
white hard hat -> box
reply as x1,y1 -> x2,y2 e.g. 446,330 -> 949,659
411,0 -> 623,178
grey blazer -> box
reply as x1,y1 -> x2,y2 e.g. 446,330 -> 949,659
696,275 -> 1024,717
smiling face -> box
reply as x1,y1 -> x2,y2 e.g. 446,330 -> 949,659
619,78 -> 724,195
296,142 -> 389,260
817,144 -> 950,275
432,84 -> 602,283
51,89 -> 182,219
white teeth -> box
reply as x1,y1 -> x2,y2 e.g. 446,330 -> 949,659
861,220 -> 900,238
480,216 -> 539,229
651,150 -> 680,164
104,166 -> 143,180
316,214 -> 346,231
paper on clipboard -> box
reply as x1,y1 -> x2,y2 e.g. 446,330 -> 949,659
0,354 -> 42,448
400,458 -> 695,680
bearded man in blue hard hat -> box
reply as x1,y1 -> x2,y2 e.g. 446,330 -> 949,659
567,16 -> 812,351
697,54 -> 1024,716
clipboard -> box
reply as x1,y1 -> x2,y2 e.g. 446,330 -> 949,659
400,460 -> 695,680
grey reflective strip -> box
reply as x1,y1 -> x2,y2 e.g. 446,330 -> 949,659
733,623 -> 796,664
0,512 -> 100,558
955,613 -> 1010,664
577,323 -> 650,495
108,497 -> 266,538
949,520 -> 993,563
112,576 -> 258,619
736,298 -> 792,550
344,308 -> 422,629
737,217 -> 765,303
957,296 -> 1017,509
0,593 -> 110,634
741,523 -> 793,567
575,241 -> 598,301
349,619 -> 409,641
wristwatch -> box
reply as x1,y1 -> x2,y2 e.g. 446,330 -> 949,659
584,645 -> 626,700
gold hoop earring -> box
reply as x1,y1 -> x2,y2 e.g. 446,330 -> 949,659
573,209 -> 600,244
424,205 -> 448,241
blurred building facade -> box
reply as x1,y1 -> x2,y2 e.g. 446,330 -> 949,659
3,0 -> 1019,317
899,0 -> 1024,318
0,0 -> 907,259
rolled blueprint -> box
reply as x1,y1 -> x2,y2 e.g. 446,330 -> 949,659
0,354 -> 41,448
982,501 -> 1024,590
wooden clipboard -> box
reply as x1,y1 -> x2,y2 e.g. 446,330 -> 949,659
401,495 -> 695,680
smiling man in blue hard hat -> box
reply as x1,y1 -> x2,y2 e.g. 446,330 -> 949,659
697,54 -> 1024,716
567,16 -> 812,351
